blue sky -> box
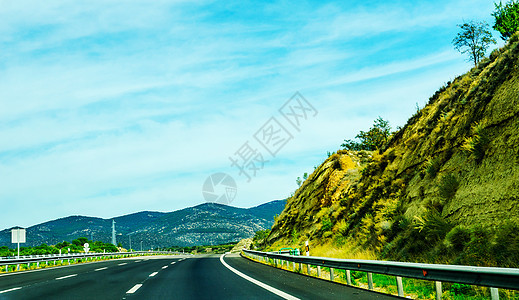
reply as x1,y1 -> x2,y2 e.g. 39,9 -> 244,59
0,0 -> 501,230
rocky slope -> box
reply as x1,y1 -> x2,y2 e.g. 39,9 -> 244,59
266,33 -> 519,267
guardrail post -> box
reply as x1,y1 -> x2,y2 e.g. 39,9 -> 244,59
346,270 -> 352,285
16,264 -> 19,271
307,264 -> 310,275
330,268 -> 334,281
490,287 -> 499,300
317,266 -> 321,278
435,281 -> 442,300
367,272 -> 374,290
396,276 -> 404,297
292,261 -> 296,271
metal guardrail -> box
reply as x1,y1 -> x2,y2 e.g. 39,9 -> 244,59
243,249 -> 519,300
0,251 -> 174,272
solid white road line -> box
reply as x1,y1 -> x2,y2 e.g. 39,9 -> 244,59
149,272 -> 158,277
118,263 -> 127,266
55,274 -> 77,280
162,266 -> 168,269
126,284 -> 143,294
0,287 -> 22,294
220,254 -> 300,300
95,267 -> 108,271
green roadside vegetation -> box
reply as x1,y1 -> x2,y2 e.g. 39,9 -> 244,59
0,237 -> 117,257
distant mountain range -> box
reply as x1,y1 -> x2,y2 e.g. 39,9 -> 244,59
0,200 -> 285,249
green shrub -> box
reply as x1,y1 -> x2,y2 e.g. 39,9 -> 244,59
445,226 -> 471,251
439,173 -> 459,200
321,217 -> 333,232
462,122 -> 490,162
456,226 -> 494,266
450,283 -> 472,295
424,157 -> 441,178
414,210 -> 454,243
493,222 -> 519,267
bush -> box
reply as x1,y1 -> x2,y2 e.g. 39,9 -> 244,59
439,174 -> 459,200
462,122 -> 490,162
321,217 -> 333,232
457,226 -> 494,266
493,222 -> 519,267
445,226 -> 471,251
414,210 -> 454,243
451,283 -> 472,295
424,157 -> 441,178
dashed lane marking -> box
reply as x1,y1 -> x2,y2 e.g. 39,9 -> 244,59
149,272 -> 158,277
95,267 -> 108,271
55,274 -> 77,280
126,284 -> 143,294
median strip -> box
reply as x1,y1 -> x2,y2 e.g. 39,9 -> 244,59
126,284 -> 143,294
220,254 -> 300,300
55,274 -> 77,280
0,287 -> 22,294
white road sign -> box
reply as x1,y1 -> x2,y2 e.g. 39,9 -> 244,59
11,228 -> 26,243
84,243 -> 90,253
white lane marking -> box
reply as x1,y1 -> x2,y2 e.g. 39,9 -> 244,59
149,272 -> 158,277
170,262 -> 176,265
162,266 -> 168,269
118,263 -> 127,266
126,284 -> 143,294
0,287 -> 22,294
135,260 -> 142,263
220,254 -> 300,300
95,267 -> 108,271
55,274 -> 77,280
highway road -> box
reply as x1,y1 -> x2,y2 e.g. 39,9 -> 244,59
0,253 -> 400,299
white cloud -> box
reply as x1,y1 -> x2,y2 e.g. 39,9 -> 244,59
0,0 -> 495,229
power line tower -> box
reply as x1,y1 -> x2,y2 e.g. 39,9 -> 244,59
112,220 -> 116,246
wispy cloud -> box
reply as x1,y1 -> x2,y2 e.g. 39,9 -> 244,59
0,0 -> 498,229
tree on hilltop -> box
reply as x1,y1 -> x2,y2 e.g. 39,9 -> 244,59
493,0 -> 519,40
453,20 -> 496,66
341,117 -> 391,151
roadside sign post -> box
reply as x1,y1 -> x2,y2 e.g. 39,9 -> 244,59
11,228 -> 26,259
84,243 -> 90,254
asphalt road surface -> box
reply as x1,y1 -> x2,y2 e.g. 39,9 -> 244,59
0,254 -> 400,299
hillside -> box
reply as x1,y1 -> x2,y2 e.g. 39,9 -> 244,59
265,33 -> 519,267
0,200 -> 285,249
